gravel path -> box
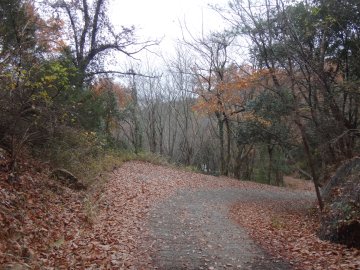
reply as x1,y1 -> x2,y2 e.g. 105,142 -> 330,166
42,161 -> 313,269
148,187 -> 313,270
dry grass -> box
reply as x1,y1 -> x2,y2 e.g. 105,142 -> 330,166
283,176 -> 314,192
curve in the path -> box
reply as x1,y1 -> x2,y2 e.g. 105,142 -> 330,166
149,187 -> 312,270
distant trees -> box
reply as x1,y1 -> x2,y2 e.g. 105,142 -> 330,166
216,0 -> 360,208
2,0 -> 358,206
181,32 -> 236,175
236,89 -> 295,185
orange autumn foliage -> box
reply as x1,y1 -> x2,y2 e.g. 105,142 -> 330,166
24,2 -> 65,53
193,65 -> 268,117
92,78 -> 132,109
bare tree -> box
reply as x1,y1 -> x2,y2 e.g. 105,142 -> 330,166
48,0 -> 157,85
179,30 -> 237,174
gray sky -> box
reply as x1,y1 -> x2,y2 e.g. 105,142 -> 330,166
109,0 -> 230,61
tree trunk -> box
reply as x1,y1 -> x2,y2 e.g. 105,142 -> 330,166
224,115 -> 231,176
267,144 -> 274,185
149,108 -> 157,153
217,113 -> 225,175
295,119 -> 324,210
131,74 -> 142,154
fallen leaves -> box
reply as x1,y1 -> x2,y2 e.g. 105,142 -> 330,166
3,158 -> 358,269
52,161 -> 245,269
0,157 -> 88,269
230,200 -> 360,270
43,161 -> 211,268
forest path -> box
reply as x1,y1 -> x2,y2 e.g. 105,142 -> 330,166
122,162 -> 314,270
45,161 -> 313,269
149,188 -> 293,270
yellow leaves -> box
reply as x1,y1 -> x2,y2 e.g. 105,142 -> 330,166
43,75 -> 57,82
9,82 -> 17,91
31,90 -> 52,105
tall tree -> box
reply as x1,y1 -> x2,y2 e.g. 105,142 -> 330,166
0,0 -> 70,180
48,0 -> 156,86
183,31 -> 236,175
219,0 -> 360,209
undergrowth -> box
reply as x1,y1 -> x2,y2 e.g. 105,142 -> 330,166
27,127 -> 207,223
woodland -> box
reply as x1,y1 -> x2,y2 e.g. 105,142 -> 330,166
0,0 -> 360,268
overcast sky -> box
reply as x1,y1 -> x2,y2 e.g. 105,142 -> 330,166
109,0 -> 230,62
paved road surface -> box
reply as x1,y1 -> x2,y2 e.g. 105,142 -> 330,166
148,187 -> 312,269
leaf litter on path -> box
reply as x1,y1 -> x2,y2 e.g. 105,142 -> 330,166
2,160 -> 358,269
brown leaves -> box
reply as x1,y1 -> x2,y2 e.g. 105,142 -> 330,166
92,78 -> 132,108
4,158 -> 357,269
0,156 -> 87,268
230,200 -> 360,270
193,65 -> 271,117
43,161 -> 278,269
